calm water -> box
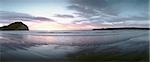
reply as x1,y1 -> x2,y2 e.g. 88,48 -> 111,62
0,30 -> 149,62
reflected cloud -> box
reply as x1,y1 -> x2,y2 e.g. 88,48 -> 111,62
0,30 -> 149,61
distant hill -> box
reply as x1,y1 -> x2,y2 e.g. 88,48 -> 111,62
0,22 -> 29,31
93,27 -> 150,30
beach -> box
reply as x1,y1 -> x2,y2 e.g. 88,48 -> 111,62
0,30 -> 149,62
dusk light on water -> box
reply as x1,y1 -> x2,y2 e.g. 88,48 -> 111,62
0,0 -> 149,62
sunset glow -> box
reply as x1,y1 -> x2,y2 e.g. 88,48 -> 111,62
0,0 -> 148,30
29,22 -> 70,30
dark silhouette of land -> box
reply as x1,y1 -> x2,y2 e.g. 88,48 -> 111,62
93,27 -> 150,30
0,22 -> 29,30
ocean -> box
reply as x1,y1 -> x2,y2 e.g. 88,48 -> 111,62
0,30 -> 149,62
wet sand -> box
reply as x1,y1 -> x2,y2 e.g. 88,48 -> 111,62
0,30 -> 149,62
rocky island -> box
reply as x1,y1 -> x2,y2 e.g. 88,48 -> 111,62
0,22 -> 29,30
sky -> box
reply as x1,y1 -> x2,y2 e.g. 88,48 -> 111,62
0,0 -> 149,30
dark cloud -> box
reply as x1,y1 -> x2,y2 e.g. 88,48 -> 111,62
68,5 -> 99,18
69,0 -> 107,10
54,14 -> 74,18
68,0 -> 117,17
33,17 -> 54,21
68,0 -> 149,26
0,11 -> 54,23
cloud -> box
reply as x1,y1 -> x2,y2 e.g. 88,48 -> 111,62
0,11 -> 54,23
68,0 -> 117,17
54,14 -> 74,18
68,0 -> 149,27
33,17 -> 54,21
